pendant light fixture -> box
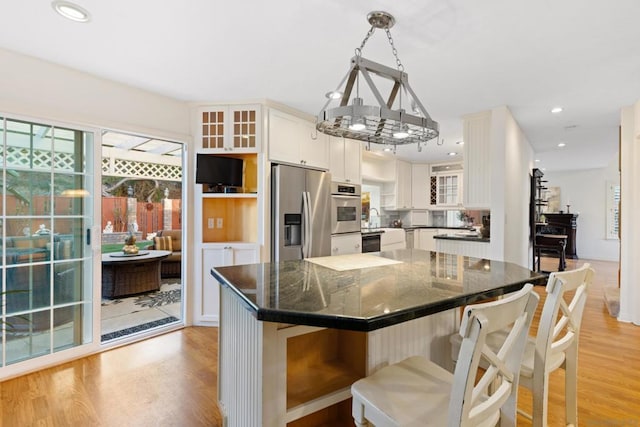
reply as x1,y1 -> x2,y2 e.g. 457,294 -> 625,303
317,11 -> 439,151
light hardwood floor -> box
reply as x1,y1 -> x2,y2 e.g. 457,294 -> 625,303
1,258 -> 639,426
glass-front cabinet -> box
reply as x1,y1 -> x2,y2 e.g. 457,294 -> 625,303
1,117 -> 94,366
430,163 -> 463,207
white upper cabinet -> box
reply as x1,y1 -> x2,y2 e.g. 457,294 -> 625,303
198,105 -> 262,153
268,108 -> 329,170
463,111 -> 491,209
382,160 -> 412,210
411,164 -> 430,209
330,136 -> 362,184
430,163 -> 463,208
396,160 -> 412,209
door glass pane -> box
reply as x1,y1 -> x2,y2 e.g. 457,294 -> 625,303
1,118 -> 93,367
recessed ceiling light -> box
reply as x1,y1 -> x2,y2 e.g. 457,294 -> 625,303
456,141 -> 464,145
551,107 -> 563,114
52,1 -> 91,23
558,142 -> 566,147
447,152 -> 457,156
535,159 -> 540,163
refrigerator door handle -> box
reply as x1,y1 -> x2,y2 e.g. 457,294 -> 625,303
302,191 -> 312,258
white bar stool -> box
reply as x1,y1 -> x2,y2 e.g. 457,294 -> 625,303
351,283 -> 539,426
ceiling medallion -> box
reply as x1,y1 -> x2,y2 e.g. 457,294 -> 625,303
317,11 -> 439,152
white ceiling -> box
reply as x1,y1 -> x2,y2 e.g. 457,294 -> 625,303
2,0 -> 639,171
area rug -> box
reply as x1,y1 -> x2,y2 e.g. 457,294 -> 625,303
101,281 -> 182,341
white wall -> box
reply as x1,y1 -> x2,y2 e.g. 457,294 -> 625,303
619,102 -> 640,325
544,158 -> 620,261
0,48 -> 190,140
488,106 -> 535,267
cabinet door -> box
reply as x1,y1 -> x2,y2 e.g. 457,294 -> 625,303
200,108 -> 227,150
329,136 -> 346,182
232,245 -> 260,265
200,105 -> 261,153
329,137 -> 361,184
411,164 -> 430,209
228,105 -> 261,152
416,229 -> 439,251
269,109 -> 301,164
436,173 -> 462,206
201,246 -> 233,323
201,244 -> 259,323
396,160 -> 412,209
331,234 -> 362,255
300,120 -> 329,169
343,138 -> 361,184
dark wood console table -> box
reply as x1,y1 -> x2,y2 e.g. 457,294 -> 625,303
536,213 -> 578,259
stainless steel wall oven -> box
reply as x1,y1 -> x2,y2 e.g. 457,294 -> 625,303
331,182 -> 362,235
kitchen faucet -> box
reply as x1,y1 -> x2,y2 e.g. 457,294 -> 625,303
368,208 -> 380,228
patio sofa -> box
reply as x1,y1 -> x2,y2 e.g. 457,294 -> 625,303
148,229 -> 182,278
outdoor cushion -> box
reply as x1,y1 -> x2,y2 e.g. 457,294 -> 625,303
154,235 -> 173,252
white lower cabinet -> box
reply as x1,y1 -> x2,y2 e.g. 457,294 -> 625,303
415,229 -> 441,252
201,244 -> 259,324
435,239 -> 490,258
331,233 -> 362,255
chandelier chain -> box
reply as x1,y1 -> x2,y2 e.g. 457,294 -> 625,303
355,26 -> 376,57
385,28 -> 404,71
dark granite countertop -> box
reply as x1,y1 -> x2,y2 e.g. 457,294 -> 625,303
361,228 -> 385,235
403,226 -> 473,230
434,233 -> 491,243
211,249 -> 543,332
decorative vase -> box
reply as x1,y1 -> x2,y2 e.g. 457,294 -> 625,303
122,231 -> 139,254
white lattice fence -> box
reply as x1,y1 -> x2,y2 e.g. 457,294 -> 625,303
5,147 -> 79,172
101,157 -> 181,181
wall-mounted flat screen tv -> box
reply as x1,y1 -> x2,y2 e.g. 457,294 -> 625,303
195,154 -> 244,192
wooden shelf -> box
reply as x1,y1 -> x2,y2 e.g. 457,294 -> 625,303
201,197 -> 257,243
201,192 -> 257,199
287,399 -> 353,427
286,328 -> 366,413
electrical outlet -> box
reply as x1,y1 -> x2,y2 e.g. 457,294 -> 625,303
208,218 -> 214,229
217,218 -> 223,228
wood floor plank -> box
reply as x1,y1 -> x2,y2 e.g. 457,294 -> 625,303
1,327 -> 221,427
1,258 -> 639,426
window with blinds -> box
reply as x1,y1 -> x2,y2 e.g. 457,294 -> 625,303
606,181 -> 620,239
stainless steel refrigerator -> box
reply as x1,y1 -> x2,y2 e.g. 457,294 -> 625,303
271,164 -> 331,261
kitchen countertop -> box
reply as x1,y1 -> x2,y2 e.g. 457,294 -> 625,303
361,228 -> 385,235
434,233 -> 490,243
211,249 -> 544,332
403,226 -> 473,230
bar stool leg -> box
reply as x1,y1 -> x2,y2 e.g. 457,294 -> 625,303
565,342 -> 579,426
559,240 -> 566,271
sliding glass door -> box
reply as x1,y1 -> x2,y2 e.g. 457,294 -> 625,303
1,116 -> 94,366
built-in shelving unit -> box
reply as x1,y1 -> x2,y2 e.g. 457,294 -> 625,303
194,104 -> 264,326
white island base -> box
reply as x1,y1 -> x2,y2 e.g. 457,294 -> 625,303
218,286 -> 458,427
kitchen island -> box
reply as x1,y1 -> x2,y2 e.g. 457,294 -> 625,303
211,249 -> 544,427
435,232 -> 491,258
